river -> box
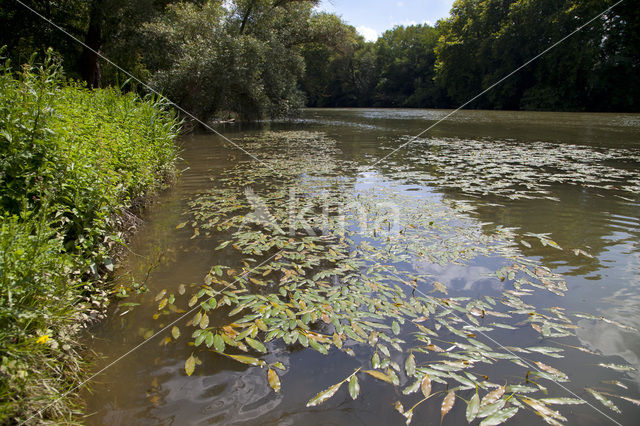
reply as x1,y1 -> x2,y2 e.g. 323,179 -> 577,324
82,109 -> 640,425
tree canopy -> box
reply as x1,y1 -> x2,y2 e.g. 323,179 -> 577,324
0,0 -> 637,117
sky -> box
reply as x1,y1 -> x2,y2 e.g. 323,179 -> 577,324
317,0 -> 455,42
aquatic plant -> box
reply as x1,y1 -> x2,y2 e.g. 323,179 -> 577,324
160,131 -> 638,424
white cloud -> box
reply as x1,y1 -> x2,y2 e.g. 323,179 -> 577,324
356,25 -> 379,42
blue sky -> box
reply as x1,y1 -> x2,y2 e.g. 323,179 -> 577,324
317,0 -> 455,41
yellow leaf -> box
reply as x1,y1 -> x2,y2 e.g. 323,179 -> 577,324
363,369 -> 393,384
268,368 -> 281,393
185,354 -> 196,376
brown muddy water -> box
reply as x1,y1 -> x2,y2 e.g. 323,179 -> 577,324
82,109 -> 640,425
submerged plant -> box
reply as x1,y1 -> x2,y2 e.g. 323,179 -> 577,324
156,131 -> 638,424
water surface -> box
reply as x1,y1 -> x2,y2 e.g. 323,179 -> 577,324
83,109 -> 640,425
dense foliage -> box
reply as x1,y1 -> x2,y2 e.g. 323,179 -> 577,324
303,0 -> 639,111
0,52 -> 180,422
3,0 -> 637,118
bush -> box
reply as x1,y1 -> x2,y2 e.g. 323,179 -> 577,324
0,49 -> 180,422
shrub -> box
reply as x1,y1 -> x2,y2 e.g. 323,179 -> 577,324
0,49 -> 180,422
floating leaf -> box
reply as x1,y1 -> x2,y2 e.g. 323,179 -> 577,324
268,368 -> 281,393
213,334 -> 225,352
306,382 -> 343,407
421,373 -> 432,398
171,326 -> 180,340
433,281 -> 448,295
392,321 -> 401,335
586,388 -> 621,413
185,354 -> 196,376
349,375 -> 360,400
534,361 -> 568,380
405,354 -> 416,377
540,398 -> 585,405
245,337 -> 267,353
441,390 -> 456,421
225,354 -> 265,367
364,369 -> 394,384
598,363 -> 636,372
479,406 -> 518,426
467,392 -> 480,422
481,385 -> 506,406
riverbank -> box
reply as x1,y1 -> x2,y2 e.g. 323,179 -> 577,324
0,52 -> 180,423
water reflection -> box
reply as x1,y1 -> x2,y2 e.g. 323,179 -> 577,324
83,108 -> 640,425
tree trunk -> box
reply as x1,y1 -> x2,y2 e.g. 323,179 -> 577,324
80,0 -> 103,88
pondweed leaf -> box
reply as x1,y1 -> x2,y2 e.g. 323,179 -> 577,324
540,398 -> 585,405
185,354 -> 196,376
171,326 -> 180,340
245,337 -> 267,353
534,361 -> 568,380
466,392 -> 480,422
213,334 -> 225,352
586,388 -> 621,413
349,375 -> 360,399
405,353 -> 416,377
268,368 -> 281,393
421,373 -> 432,398
598,363 -> 636,372
364,369 -> 394,384
481,385 -> 506,406
441,390 -> 456,421
306,382 -> 343,407
225,354 -> 266,367
479,406 -> 518,426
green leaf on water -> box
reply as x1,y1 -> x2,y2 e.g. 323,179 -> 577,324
586,388 -> 621,413
405,353 -> 416,377
349,375 -> 360,400
171,326 -> 180,340
225,354 -> 266,367
246,337 -> 267,353
467,392 -> 480,422
213,334 -> 225,352
479,406 -> 518,426
185,354 -> 196,376
306,382 -> 343,407
268,368 -> 281,393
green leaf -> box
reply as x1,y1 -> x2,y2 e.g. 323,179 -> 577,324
479,407 -> 518,426
466,392 -> 480,422
268,368 -> 281,393
171,326 -> 180,340
349,375 -> 360,400
213,334 -> 225,352
392,321 -> 400,335
306,382 -> 343,407
225,354 -> 266,367
405,353 -> 416,377
246,337 -> 267,353
586,388 -> 621,413
185,354 -> 196,376
309,338 -> 328,354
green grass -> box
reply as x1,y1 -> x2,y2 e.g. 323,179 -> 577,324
0,49 -> 181,423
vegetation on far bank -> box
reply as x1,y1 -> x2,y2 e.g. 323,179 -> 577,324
0,50 -> 180,423
1,0 -> 637,121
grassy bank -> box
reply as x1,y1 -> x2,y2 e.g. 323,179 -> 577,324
0,50 -> 180,423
